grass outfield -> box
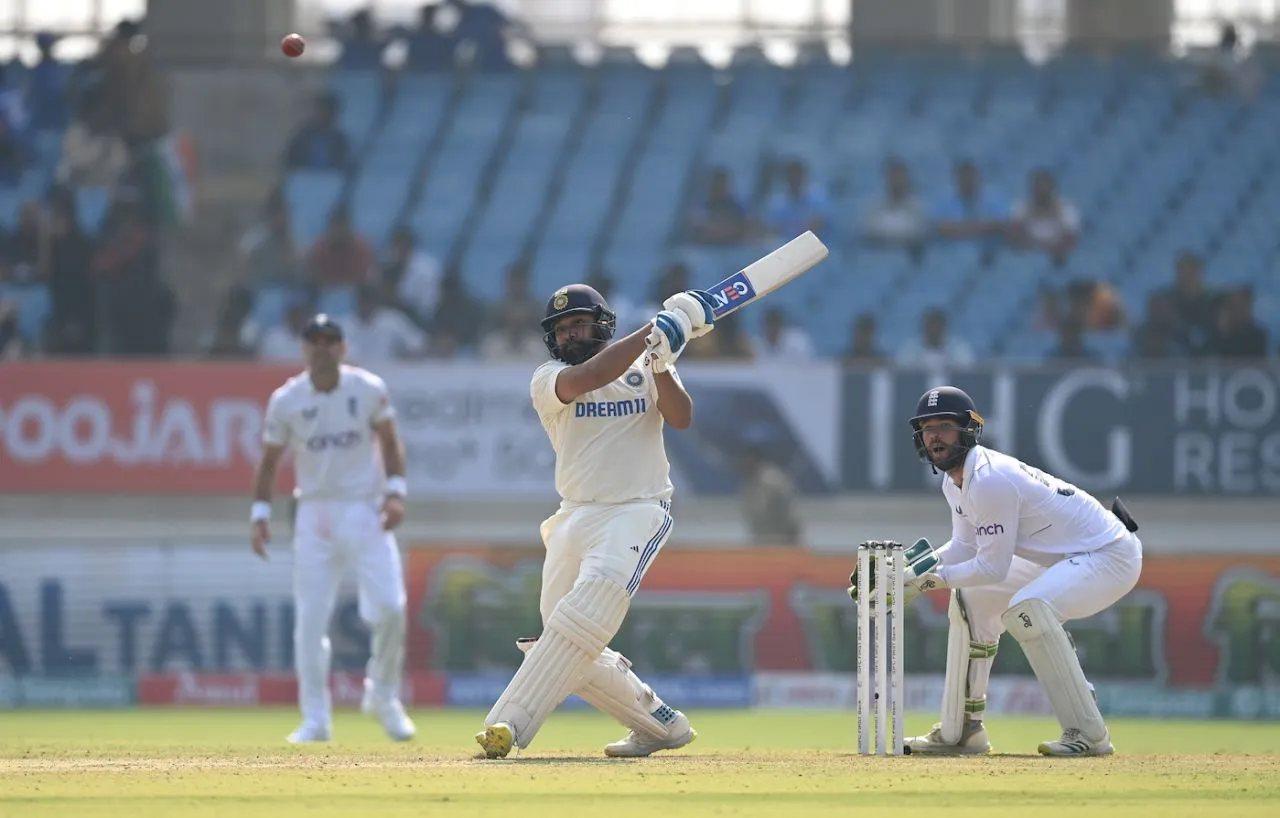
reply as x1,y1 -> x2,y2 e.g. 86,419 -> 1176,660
2,709 -> 1278,817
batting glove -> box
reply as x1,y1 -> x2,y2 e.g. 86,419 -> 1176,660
646,308 -> 692,372
662,290 -> 717,339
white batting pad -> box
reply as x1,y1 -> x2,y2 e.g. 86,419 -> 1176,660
485,577 -> 630,748
365,609 -> 406,702
518,642 -> 673,741
940,591 -> 969,743
1002,598 -> 1107,741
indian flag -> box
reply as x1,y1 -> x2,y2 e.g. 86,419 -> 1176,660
140,132 -> 199,226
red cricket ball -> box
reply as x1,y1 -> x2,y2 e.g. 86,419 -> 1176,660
281,33 -> 306,58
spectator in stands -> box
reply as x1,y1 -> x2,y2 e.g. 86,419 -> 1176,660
336,9 -> 387,71
494,260 -> 540,328
1194,21 -> 1259,101
636,261 -> 691,328
381,225 -> 441,326
842,313 -> 886,365
1131,291 -> 1189,359
932,159 -> 1009,260
428,268 -> 482,355
896,308 -> 975,369
1034,284 -> 1062,335
240,190 -> 303,289
56,80 -> 129,188
688,166 -> 753,245
1066,279 -> 1126,331
345,283 -> 429,363
1009,168 -> 1079,264
586,269 -> 643,335
0,63 -> 30,184
764,158 -> 828,239
480,298 -> 545,361
1165,251 -> 1219,354
307,204 -> 375,288
1206,285 -> 1268,359
92,191 -> 173,355
861,156 -> 927,256
28,32 -> 73,132
0,298 -> 21,358
684,312 -> 754,361
753,307 -> 815,362
737,438 -> 802,546
447,0 -> 516,72
1049,316 -> 1096,363
284,93 -> 351,172
205,286 -> 254,360
102,20 -> 170,148
44,191 -> 96,355
7,202 -> 47,285
247,297 -> 313,362
407,3 -> 458,72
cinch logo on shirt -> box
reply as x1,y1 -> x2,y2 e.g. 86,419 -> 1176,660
306,430 -> 362,451
575,398 -> 647,418
975,523 -> 1005,537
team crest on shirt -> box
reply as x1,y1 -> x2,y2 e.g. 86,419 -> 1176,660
624,370 -> 645,391
552,289 -> 569,310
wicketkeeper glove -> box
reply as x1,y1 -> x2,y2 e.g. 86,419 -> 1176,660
847,538 -> 944,607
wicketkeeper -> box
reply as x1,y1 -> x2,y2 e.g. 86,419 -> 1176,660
849,386 -> 1143,756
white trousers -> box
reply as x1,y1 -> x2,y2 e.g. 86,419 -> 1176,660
292,498 -> 407,726
948,532 -> 1144,718
538,500 -> 674,622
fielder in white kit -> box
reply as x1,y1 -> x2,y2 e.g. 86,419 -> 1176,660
851,386 -> 1143,756
475,283 -> 714,759
250,314 -> 416,744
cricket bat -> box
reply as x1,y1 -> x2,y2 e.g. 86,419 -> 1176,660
703,231 -> 829,319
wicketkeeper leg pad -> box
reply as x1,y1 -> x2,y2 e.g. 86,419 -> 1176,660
485,576 -> 630,748
1002,598 -> 1107,741
940,591 -> 969,743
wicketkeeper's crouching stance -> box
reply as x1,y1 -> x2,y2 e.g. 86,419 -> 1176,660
849,386 -> 1143,757
475,283 -> 713,759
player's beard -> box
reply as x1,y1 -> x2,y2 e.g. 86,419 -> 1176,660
558,338 -> 603,365
928,440 -> 967,471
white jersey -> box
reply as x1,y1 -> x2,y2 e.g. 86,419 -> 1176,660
530,357 -> 674,504
936,445 -> 1130,589
262,365 -> 394,502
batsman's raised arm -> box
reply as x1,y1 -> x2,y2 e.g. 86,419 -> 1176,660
553,323 -> 654,404
652,369 -> 693,430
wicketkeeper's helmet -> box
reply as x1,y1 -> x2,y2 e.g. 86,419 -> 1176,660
909,386 -> 985,472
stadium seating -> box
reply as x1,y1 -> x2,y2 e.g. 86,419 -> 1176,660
258,47 -> 1280,359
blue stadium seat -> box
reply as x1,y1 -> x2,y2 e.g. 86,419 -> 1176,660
285,171 -> 345,247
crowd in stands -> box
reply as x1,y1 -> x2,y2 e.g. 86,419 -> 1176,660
0,20 -> 180,360
0,7 -> 1275,369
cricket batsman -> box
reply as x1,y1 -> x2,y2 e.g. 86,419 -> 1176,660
475,283 -> 713,759
250,314 -> 416,744
849,386 -> 1143,756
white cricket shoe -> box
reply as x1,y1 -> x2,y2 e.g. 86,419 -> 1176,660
361,686 -> 416,742
1038,728 -> 1114,757
604,711 -> 697,758
475,722 -> 516,759
286,722 -> 331,744
904,720 -> 992,755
